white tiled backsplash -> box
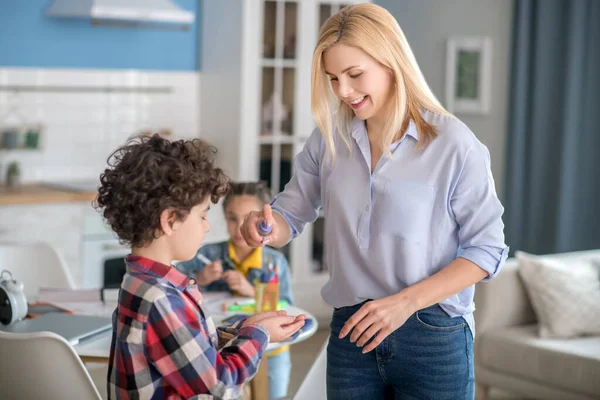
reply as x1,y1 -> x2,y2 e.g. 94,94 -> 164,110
0,67 -> 200,183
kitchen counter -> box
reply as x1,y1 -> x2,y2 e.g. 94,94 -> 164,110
0,184 -> 97,205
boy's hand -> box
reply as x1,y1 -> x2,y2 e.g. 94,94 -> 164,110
242,311 -> 307,342
242,310 -> 288,326
197,260 -> 223,286
258,314 -> 307,342
223,270 -> 255,297
240,204 -> 279,247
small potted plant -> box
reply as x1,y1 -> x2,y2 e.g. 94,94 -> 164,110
6,161 -> 21,188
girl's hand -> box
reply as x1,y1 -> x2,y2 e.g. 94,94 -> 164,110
196,260 -> 223,286
339,294 -> 416,354
223,270 -> 255,297
240,204 -> 279,247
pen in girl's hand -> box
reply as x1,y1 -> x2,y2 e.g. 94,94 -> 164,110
196,253 -> 212,265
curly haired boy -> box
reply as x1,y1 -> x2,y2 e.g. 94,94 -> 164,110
95,135 -> 305,400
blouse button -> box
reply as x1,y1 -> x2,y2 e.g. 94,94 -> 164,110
189,278 -> 196,285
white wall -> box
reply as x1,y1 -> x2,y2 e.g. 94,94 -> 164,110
376,0 -> 514,198
0,68 -> 200,184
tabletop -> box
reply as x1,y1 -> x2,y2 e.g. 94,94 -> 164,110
74,293 -> 318,358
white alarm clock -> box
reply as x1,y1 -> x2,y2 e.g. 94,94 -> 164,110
0,270 -> 28,325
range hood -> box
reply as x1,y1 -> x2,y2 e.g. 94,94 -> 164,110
45,0 -> 194,26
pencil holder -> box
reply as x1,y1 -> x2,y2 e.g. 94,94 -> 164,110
254,280 -> 279,312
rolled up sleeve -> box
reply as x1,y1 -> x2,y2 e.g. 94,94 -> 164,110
450,143 -> 509,281
271,128 -> 323,240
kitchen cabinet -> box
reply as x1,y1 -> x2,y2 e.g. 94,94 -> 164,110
200,0 -> 370,320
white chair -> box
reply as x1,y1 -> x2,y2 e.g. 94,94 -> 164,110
0,330 -> 102,400
0,242 -> 76,299
293,339 -> 328,400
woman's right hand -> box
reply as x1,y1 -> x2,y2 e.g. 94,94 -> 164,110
240,204 -> 279,247
242,310 -> 307,342
196,260 -> 223,286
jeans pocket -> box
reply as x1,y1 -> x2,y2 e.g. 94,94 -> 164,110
332,301 -> 368,317
330,303 -> 364,336
415,306 -> 466,332
330,309 -> 344,336
332,306 -> 346,316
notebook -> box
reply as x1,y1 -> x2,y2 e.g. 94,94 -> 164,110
0,312 -> 112,345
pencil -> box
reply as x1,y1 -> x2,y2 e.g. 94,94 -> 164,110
196,253 -> 212,264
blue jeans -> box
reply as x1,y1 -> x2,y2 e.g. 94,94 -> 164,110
327,302 -> 474,400
267,350 -> 291,400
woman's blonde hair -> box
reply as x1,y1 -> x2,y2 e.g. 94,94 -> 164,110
312,3 -> 450,162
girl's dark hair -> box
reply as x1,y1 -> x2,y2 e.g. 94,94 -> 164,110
94,134 -> 230,247
222,181 -> 272,211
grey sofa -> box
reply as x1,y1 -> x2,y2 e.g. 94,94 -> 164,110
473,249 -> 600,400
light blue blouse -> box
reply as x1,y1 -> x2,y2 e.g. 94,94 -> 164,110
271,110 -> 509,333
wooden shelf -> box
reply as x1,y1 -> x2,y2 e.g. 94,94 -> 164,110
261,58 -> 298,68
0,184 -> 97,205
258,135 -> 310,145
0,148 -> 43,154
258,134 -> 294,144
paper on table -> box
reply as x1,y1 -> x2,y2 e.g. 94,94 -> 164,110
37,287 -> 101,303
200,291 -> 231,304
37,287 -> 115,318
46,301 -> 115,318
101,288 -> 120,304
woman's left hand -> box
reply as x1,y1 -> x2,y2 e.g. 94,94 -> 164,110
223,270 -> 256,297
339,293 -> 417,354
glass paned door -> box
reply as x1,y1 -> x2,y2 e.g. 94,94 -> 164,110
260,1 -> 298,196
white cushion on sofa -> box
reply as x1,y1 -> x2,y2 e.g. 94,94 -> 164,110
516,251 -> 600,338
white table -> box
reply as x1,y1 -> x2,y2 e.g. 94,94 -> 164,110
75,294 -> 318,400
75,299 -> 318,357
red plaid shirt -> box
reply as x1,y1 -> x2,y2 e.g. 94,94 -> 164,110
107,255 -> 269,400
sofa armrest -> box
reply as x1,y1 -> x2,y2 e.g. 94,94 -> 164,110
473,258 -> 536,335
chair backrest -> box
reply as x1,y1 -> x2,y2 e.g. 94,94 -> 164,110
0,242 -> 76,300
293,339 -> 328,400
0,330 -> 102,400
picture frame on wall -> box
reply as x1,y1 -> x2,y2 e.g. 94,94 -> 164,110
445,36 -> 492,114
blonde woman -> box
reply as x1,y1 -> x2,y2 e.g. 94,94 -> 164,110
241,4 -> 507,399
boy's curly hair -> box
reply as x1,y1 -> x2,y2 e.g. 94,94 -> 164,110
94,134 -> 229,248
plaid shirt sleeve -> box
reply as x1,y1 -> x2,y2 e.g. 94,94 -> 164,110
216,319 -> 246,349
146,293 -> 269,399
